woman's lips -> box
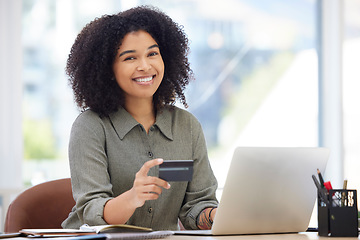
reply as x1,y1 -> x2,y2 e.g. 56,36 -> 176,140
133,76 -> 154,83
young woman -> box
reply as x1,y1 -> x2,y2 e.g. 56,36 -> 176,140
62,5 -> 218,231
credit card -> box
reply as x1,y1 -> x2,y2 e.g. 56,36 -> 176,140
159,160 -> 194,182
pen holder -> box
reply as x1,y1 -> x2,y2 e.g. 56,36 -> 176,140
318,189 -> 358,237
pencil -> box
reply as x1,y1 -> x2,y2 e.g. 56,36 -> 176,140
317,168 -> 325,188
343,179 -> 348,189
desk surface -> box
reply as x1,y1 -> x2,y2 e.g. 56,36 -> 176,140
169,232 -> 359,240
5,232 -> 359,240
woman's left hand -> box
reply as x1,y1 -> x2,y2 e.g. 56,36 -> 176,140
197,207 -> 217,230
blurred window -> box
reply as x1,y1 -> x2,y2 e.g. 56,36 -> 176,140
343,0 -> 360,192
22,0 -> 318,188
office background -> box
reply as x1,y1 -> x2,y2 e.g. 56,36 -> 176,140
0,0 -> 359,232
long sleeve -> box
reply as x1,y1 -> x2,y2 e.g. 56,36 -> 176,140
178,117 -> 218,230
62,111 -> 114,227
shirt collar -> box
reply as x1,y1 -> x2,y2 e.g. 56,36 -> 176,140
109,106 -> 174,141
154,107 -> 173,141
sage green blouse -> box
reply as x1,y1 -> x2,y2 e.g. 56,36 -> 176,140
62,106 -> 218,230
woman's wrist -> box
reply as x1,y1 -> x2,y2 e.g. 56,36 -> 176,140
196,207 -> 217,230
208,207 -> 215,225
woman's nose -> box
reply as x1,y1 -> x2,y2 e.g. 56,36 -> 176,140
137,58 -> 151,71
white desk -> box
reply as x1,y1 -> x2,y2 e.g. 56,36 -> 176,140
168,232 -> 359,240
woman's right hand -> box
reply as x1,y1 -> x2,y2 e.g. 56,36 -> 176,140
104,158 -> 170,224
130,158 -> 171,208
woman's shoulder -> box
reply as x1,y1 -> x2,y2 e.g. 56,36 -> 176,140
74,109 -> 101,122
166,106 -> 198,122
72,109 -> 107,130
163,106 -> 202,131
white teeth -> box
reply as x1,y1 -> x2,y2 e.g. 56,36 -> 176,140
134,76 -> 153,82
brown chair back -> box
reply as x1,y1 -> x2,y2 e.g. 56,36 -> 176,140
4,178 -> 75,233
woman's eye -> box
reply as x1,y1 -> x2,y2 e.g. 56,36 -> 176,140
148,52 -> 159,57
124,56 -> 135,61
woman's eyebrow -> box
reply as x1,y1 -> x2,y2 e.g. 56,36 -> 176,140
119,50 -> 135,58
119,44 -> 160,57
148,44 -> 160,50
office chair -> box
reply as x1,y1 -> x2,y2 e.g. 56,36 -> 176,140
4,178 -> 75,233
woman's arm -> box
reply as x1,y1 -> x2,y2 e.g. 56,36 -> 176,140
177,111 -> 218,230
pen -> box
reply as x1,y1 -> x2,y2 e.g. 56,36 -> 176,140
317,169 -> 325,188
312,175 -> 328,205
312,174 -> 322,191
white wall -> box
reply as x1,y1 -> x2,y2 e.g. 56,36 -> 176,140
0,0 -> 23,231
0,0 -> 23,189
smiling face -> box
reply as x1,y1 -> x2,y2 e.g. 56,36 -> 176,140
113,30 -> 165,104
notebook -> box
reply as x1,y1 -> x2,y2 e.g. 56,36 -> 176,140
48,231 -> 174,240
176,147 -> 330,236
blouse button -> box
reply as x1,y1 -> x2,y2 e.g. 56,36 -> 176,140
148,151 -> 153,158
148,207 -> 153,213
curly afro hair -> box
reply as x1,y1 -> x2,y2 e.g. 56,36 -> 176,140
66,5 -> 193,117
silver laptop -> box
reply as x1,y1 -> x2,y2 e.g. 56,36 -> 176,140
176,147 -> 329,236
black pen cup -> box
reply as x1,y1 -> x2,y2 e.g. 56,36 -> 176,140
318,189 -> 358,237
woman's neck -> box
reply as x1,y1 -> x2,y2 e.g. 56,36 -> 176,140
124,98 -> 155,133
